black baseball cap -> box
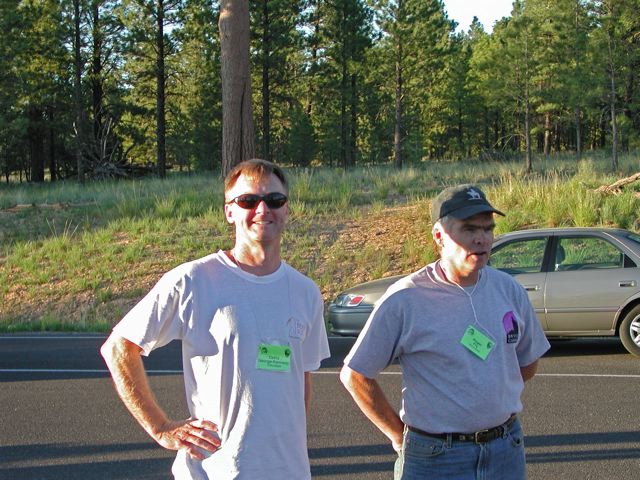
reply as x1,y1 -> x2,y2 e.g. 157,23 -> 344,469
431,184 -> 505,223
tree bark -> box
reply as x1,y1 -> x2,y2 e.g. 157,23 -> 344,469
48,109 -> 56,181
605,3 -> 618,170
349,73 -> 357,168
524,97 -> 532,172
73,0 -> 85,182
261,0 -> 270,162
609,58 -> 618,170
92,1 -> 104,141
340,46 -> 348,169
28,108 -> 45,183
156,0 -> 167,178
574,106 -> 582,159
219,0 -> 255,177
394,14 -> 403,169
543,112 -> 551,158
595,172 -> 640,194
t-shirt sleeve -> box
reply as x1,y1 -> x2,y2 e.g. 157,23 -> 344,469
515,285 -> 550,367
302,287 -> 331,372
344,293 -> 403,378
113,268 -> 185,356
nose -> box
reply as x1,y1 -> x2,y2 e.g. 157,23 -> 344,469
481,229 -> 493,245
474,229 -> 491,245
254,199 -> 270,213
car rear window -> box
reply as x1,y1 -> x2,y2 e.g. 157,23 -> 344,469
625,232 -> 640,245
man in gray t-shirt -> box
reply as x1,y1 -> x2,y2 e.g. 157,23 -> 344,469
340,184 -> 550,480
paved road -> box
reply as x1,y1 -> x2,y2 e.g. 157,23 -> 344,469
1,334 -> 639,479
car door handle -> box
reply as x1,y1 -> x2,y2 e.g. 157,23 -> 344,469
619,280 -> 637,287
523,285 -> 540,292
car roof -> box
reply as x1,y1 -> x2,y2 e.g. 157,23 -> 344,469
495,226 -> 632,240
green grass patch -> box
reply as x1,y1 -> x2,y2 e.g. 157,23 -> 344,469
1,151 -> 639,331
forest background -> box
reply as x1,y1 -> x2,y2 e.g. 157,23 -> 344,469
1,0 -> 639,181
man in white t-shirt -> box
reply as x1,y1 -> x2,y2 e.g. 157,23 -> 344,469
101,159 -> 330,479
340,184 -> 550,480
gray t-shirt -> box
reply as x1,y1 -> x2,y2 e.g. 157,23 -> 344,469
345,262 -> 550,434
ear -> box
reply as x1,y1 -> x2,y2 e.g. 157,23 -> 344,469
224,203 -> 234,224
432,224 -> 442,242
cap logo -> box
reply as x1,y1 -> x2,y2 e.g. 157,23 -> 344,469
466,188 -> 482,200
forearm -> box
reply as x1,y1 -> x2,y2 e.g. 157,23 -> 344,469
340,366 -> 404,449
100,334 -> 169,439
520,360 -> 539,382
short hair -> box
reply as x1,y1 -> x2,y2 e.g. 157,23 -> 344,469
224,159 -> 289,199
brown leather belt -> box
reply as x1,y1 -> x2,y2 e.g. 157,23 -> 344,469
407,414 -> 517,444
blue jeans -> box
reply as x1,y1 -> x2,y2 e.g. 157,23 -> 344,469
394,418 -> 526,480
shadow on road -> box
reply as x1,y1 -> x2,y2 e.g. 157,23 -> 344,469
310,443 -> 395,476
0,442 -> 173,479
544,338 -> 630,357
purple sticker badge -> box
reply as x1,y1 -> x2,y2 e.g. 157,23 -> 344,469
503,311 -> 519,344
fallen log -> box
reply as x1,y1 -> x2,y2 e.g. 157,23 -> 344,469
595,172 -> 640,196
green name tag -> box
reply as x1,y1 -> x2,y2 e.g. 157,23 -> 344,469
460,326 -> 495,360
256,344 -> 291,372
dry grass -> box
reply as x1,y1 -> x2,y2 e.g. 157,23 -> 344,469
1,154 -> 639,331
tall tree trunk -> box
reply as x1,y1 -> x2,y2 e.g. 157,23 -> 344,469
610,72 -> 618,170
349,73 -> 357,167
523,26 -> 532,172
524,97 -> 532,173
543,112 -> 551,158
220,0 -> 255,176
261,0 -> 270,162
339,1 -> 347,169
607,28 -> 618,170
574,106 -> 582,159
28,108 -> 45,183
573,0 -> 582,161
48,109 -> 56,181
156,0 -> 167,178
483,108 -> 490,150
305,1 -> 320,118
394,22 -> 403,169
73,0 -> 85,182
340,50 -> 348,169
92,1 -> 103,141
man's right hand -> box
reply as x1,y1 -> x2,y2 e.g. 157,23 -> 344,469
154,418 -> 221,460
101,335 -> 222,461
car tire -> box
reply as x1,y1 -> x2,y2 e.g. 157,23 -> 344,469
619,304 -> 640,357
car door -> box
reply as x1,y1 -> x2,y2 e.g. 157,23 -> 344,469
544,234 -> 629,334
490,235 -> 549,329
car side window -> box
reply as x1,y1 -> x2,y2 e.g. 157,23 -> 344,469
490,238 -> 547,274
555,237 -> 623,271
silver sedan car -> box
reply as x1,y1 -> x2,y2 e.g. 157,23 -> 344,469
328,227 -> 640,356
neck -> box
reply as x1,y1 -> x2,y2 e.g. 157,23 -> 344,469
228,244 -> 281,276
437,259 -> 480,287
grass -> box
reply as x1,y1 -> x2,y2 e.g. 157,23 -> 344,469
1,151 -> 639,332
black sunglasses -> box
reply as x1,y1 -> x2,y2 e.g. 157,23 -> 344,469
226,192 -> 288,210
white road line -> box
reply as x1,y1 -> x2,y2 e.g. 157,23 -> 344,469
0,369 -> 178,374
314,371 -> 640,378
0,336 -> 106,340
1,369 -> 639,379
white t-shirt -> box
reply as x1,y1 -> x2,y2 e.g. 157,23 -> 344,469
113,251 -> 330,479
345,263 -> 550,434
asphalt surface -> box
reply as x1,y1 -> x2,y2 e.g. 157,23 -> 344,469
1,334 -> 639,479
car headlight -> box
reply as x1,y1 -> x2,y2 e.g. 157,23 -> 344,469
333,294 -> 365,307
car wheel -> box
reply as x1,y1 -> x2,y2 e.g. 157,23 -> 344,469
619,305 -> 640,357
